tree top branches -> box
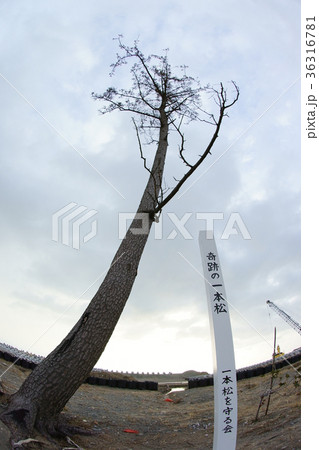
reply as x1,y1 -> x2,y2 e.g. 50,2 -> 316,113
92,36 -> 239,215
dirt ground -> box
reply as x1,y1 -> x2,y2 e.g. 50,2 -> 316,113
0,358 -> 301,449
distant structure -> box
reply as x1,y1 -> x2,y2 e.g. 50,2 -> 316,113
266,300 -> 301,335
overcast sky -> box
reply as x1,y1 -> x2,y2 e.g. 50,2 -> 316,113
0,0 -> 302,374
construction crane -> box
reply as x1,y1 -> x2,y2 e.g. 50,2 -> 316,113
266,300 -> 301,335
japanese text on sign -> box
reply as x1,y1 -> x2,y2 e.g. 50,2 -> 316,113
206,252 -> 228,315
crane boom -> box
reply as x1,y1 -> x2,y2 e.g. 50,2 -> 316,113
266,300 -> 301,335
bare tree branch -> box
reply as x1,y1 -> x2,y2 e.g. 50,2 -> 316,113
153,82 -> 239,214
171,120 -> 193,169
132,117 -> 158,207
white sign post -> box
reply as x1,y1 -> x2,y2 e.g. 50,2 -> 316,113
199,230 -> 237,450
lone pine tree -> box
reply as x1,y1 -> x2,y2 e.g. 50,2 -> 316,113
0,37 -> 239,444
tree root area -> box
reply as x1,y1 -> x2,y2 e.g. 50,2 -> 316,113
0,399 -> 99,449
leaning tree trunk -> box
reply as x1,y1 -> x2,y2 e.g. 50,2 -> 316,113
1,114 -> 168,438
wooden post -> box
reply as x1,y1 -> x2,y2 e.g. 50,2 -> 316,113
265,327 -> 277,415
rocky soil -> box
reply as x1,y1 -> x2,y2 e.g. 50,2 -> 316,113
0,357 -> 301,449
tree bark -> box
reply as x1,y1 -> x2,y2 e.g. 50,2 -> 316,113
1,115 -> 168,437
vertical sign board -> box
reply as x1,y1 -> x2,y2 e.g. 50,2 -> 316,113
199,230 -> 237,450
